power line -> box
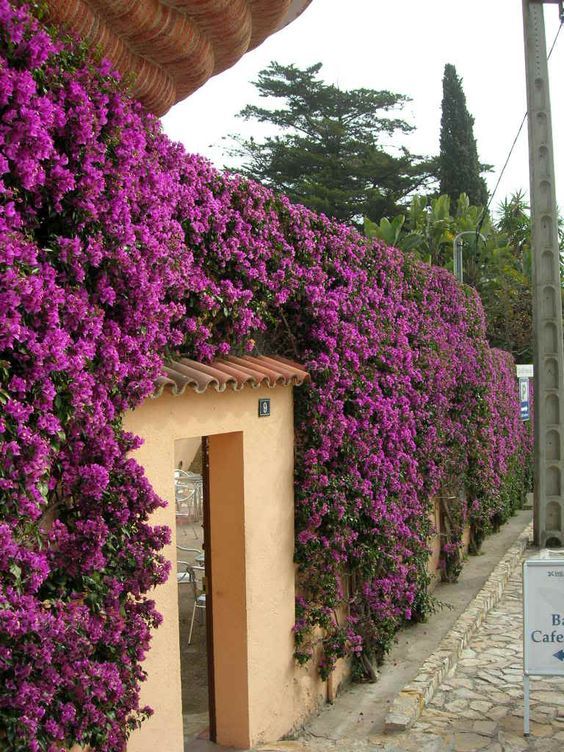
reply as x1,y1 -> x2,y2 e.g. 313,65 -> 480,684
548,16 -> 564,57
474,20 -> 562,242
483,113 -> 527,219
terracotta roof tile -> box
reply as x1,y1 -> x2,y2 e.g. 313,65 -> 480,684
153,355 -> 309,397
45,0 -> 313,115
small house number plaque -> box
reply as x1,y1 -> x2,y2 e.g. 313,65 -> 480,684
258,398 -> 271,417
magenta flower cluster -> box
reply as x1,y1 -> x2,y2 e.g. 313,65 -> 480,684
0,2 -> 531,748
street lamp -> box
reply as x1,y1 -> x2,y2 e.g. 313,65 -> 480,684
452,231 -> 486,283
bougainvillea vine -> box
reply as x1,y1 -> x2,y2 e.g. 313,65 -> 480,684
0,2 -> 531,749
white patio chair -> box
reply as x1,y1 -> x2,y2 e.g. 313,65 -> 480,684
176,546 -> 201,584
177,560 -> 194,585
188,563 -> 206,645
177,544 -> 204,562
175,471 -> 204,539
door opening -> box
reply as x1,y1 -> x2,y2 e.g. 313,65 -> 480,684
175,431 -> 249,749
175,436 -> 214,744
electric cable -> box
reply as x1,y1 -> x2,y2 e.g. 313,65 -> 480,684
473,20 -> 563,247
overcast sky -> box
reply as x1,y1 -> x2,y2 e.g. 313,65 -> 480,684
162,0 -> 564,218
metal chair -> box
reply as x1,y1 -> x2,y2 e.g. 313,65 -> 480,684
177,560 -> 194,585
175,470 -> 204,539
175,546 -> 206,643
188,563 -> 206,645
177,544 -> 204,563
176,546 -> 203,584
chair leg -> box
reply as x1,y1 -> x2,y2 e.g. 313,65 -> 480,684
188,599 -> 197,645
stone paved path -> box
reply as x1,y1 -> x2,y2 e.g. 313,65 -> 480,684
258,559 -> 564,752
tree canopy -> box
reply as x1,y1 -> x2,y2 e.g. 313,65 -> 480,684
226,62 -> 436,226
439,64 -> 489,207
365,191 -> 562,363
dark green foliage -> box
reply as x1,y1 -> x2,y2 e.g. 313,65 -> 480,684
226,62 -> 436,226
439,64 -> 489,207
365,191 -> 555,363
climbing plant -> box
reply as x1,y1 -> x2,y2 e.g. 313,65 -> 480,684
0,3 -> 531,749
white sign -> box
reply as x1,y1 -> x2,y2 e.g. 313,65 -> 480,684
517,364 -> 534,378
523,554 -> 564,676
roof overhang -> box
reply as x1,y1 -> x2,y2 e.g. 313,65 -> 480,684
276,0 -> 313,30
153,355 -> 309,397
44,0 -> 313,116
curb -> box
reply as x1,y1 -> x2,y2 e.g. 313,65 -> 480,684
383,521 -> 533,733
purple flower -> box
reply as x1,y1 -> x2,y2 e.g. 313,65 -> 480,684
0,2 -> 531,748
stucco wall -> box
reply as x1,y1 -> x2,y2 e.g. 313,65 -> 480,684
123,401 -> 184,752
123,384 -> 343,751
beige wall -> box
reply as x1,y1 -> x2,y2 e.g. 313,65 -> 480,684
124,384 -> 343,751
124,403 -> 184,752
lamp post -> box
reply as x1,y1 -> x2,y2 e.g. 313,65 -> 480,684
452,231 -> 486,283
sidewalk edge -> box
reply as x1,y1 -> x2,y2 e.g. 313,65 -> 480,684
383,521 -> 533,734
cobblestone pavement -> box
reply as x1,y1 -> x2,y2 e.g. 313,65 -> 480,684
257,559 -> 564,752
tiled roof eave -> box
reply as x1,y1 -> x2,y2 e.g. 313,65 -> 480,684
44,0 -> 314,115
151,354 -> 309,398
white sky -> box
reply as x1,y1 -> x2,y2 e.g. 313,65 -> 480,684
162,0 -> 564,218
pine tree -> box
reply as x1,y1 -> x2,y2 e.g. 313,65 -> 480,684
439,64 -> 488,207
226,62 -> 436,226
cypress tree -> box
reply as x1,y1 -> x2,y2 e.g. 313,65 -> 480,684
439,64 -> 488,207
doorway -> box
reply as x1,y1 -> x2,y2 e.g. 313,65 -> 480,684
175,432 -> 249,749
175,436 -> 214,744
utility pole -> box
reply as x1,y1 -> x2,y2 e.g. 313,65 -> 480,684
522,0 -> 564,547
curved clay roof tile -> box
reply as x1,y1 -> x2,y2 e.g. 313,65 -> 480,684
225,356 -> 288,386
168,0 -> 253,76
237,354 -> 309,382
45,0 -> 313,115
188,359 -> 260,390
165,359 -> 231,393
153,354 -> 309,397
247,0 -> 292,49
92,0 -> 215,99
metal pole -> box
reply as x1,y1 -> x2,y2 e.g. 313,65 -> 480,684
452,231 -> 486,284
522,0 -> 564,547
456,239 -> 463,283
524,674 -> 531,736
453,236 -> 462,282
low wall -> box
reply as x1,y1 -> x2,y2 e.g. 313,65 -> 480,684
124,381 -> 471,752
124,384 -> 353,751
